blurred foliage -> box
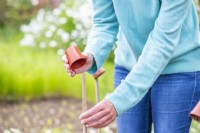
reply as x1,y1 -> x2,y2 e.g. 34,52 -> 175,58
0,42 -> 114,102
0,0 -> 80,28
0,0 -> 32,28
0,0 -> 115,102
19,3 -> 91,52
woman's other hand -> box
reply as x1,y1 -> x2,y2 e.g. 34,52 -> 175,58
79,100 -> 117,128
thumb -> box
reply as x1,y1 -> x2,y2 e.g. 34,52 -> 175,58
82,53 -> 89,60
73,53 -> 92,74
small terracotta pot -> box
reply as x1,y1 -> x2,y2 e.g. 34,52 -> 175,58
93,68 -> 105,79
190,101 -> 200,122
65,46 -> 86,70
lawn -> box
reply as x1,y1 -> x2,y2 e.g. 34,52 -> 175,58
0,40 -> 114,102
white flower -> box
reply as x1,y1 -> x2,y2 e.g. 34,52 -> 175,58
61,32 -> 70,42
3,130 -> 11,133
80,31 -> 87,38
45,129 -> 52,133
36,9 -> 45,22
20,25 -> 30,33
75,23 -> 82,30
71,30 -> 79,38
29,20 -> 44,35
59,4 -> 66,10
57,49 -> 65,56
31,0 -> 39,6
10,128 -> 22,133
103,127 -> 113,133
59,18 -> 67,24
46,14 -> 56,23
88,129 -> 96,133
49,41 -> 57,47
70,41 -> 77,46
53,8 -> 62,16
77,3 -> 92,26
45,31 -> 53,38
49,25 -> 56,32
66,9 -> 73,17
57,29 -> 65,36
39,42 -> 46,48
19,0 -> 92,49
20,34 -> 35,46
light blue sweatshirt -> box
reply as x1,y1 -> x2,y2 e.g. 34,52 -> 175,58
115,28 -> 136,70
84,0 -> 200,116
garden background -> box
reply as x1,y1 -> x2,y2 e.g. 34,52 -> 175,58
0,0 -> 199,133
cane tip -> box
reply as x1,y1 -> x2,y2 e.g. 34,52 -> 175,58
93,68 -> 105,79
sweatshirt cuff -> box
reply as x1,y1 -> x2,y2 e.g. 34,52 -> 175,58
104,93 -> 124,116
84,46 -> 102,75
87,59 -> 98,75
104,81 -> 146,116
104,84 -> 133,116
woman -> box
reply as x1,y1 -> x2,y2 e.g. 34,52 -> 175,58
63,0 -> 200,132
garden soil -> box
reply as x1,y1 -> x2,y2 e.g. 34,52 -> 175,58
0,97 -> 116,133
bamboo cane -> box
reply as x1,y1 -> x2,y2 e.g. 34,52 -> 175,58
94,78 -> 101,133
82,73 -> 87,133
93,68 -> 105,133
65,46 -> 88,132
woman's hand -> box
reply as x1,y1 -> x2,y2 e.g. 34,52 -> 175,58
79,100 -> 117,128
62,53 -> 94,77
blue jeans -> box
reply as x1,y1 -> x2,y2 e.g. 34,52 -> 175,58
114,65 -> 200,133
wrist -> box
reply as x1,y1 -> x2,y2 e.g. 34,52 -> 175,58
85,52 -> 94,69
104,99 -> 118,117
85,53 -> 98,75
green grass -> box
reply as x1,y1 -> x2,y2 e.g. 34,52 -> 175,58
0,26 -> 23,43
190,120 -> 200,133
0,42 -> 114,102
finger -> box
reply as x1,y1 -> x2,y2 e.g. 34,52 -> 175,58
64,63 -> 70,70
74,68 -> 86,74
68,71 -> 75,76
93,115 -> 115,128
86,114 -> 111,128
82,53 -> 88,59
64,64 -> 73,73
86,113 -> 113,128
66,69 -> 71,73
79,103 -> 104,119
62,55 -> 68,63
73,68 -> 81,74
81,110 -> 105,125
66,69 -> 74,75
71,71 -> 76,77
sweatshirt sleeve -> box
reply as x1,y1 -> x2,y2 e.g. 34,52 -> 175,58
84,0 -> 119,75
105,0 -> 192,116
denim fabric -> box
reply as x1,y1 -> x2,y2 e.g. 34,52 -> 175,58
114,65 -> 200,133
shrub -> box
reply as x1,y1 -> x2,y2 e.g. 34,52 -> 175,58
0,0 -> 32,28
19,2 -> 92,55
